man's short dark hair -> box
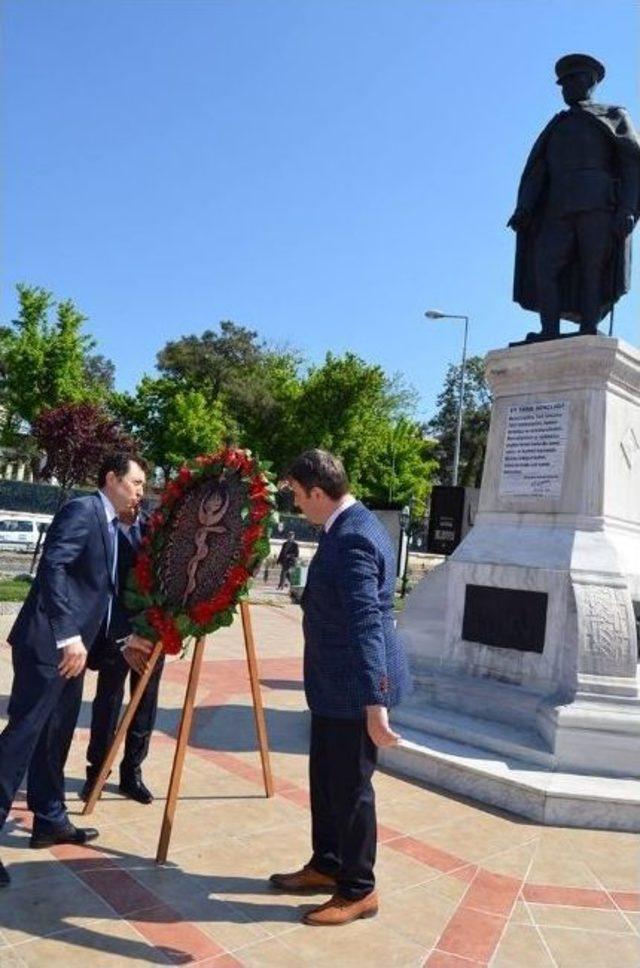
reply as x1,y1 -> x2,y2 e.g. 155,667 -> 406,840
98,452 -> 148,488
286,449 -> 349,500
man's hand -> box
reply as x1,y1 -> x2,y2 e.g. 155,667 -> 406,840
507,208 -> 532,232
365,705 -> 401,748
122,634 -> 154,675
58,639 -> 87,679
613,210 -> 635,239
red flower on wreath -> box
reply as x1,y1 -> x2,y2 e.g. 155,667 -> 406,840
227,564 -> 250,589
242,523 -> 264,551
177,466 -> 192,486
163,481 -> 182,505
134,554 -> 153,593
250,501 -> 271,522
249,478 -> 269,499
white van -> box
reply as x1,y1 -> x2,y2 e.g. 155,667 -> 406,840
0,517 -> 42,553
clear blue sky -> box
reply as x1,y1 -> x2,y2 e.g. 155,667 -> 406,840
2,0 -> 639,420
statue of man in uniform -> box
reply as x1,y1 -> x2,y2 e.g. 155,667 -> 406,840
508,54 -> 640,340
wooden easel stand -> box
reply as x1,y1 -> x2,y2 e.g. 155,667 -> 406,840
81,601 -> 274,866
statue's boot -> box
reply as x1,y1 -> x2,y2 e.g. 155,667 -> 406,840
538,318 -> 560,340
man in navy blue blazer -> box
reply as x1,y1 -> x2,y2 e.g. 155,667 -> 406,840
0,452 -> 150,888
82,505 -> 164,806
270,449 -> 411,926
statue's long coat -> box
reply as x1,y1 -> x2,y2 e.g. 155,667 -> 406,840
513,103 -> 640,324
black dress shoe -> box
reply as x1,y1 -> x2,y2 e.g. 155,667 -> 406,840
30,822 -> 99,849
119,777 -> 153,805
0,860 -> 10,887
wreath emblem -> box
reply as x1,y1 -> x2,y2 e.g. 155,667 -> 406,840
126,447 -> 276,654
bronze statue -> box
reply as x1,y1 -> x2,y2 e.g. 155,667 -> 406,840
508,54 -> 640,341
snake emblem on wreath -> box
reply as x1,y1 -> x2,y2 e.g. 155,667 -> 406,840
181,486 -> 231,604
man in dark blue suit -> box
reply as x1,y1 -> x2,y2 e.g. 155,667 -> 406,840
270,449 -> 411,926
82,506 -> 164,806
0,452 -> 150,887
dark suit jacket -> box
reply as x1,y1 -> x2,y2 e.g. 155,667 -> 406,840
87,516 -> 147,669
8,493 -> 120,663
301,502 -> 411,719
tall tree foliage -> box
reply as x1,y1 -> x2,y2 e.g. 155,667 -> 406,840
0,285 -> 115,446
427,355 -> 492,487
149,327 -> 439,498
359,417 -> 439,517
291,352 -> 403,491
112,377 -> 231,481
155,322 -> 304,465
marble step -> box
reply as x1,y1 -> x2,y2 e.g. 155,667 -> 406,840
380,725 -> 640,832
392,701 -> 555,768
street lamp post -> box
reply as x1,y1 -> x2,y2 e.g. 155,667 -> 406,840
425,309 -> 470,487
398,503 -> 411,598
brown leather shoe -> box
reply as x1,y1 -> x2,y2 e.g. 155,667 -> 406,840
269,864 -> 337,893
303,891 -> 378,926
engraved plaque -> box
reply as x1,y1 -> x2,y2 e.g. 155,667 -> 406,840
500,400 -> 569,497
575,584 -> 635,676
462,584 -> 547,653
158,472 -> 247,608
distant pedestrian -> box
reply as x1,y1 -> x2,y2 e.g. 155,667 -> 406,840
277,531 -> 299,589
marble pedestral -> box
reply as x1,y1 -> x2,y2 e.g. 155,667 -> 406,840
382,336 -> 640,831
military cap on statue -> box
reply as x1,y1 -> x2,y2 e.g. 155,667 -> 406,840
555,53 -> 605,84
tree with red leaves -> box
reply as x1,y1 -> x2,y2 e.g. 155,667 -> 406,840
33,402 -> 138,497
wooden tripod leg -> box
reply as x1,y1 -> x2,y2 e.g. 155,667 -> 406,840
82,640 -> 164,816
240,601 -> 274,798
156,636 -> 207,864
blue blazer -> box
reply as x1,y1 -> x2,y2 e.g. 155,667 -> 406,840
8,493 -> 120,663
301,502 -> 411,719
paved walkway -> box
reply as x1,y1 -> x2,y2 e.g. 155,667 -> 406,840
0,594 -> 638,966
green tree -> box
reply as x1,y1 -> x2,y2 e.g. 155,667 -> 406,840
427,355 -> 492,487
291,352 -> 416,492
359,417 -> 439,518
155,322 -> 305,469
156,321 -> 264,398
0,285 -> 115,446
232,347 -> 304,469
84,353 -> 116,393
112,377 -> 231,480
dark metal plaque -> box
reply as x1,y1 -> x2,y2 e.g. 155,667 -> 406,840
158,472 -> 247,608
462,584 -> 547,653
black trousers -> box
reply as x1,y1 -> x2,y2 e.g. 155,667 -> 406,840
309,714 -> 378,900
86,648 -> 164,782
0,645 -> 84,831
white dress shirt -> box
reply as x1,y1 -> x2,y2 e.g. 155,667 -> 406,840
323,494 -> 357,533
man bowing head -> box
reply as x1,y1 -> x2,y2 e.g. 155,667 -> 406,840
270,449 -> 411,926
0,452 -> 149,887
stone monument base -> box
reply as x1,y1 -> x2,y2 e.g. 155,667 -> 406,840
383,337 -> 640,831
381,702 -> 640,832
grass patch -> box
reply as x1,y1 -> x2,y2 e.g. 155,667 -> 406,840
0,577 -> 31,602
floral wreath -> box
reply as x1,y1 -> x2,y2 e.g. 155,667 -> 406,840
125,447 -> 277,655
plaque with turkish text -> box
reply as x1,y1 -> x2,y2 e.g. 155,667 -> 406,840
499,400 -> 569,498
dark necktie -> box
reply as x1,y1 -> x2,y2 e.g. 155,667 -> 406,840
128,521 -> 141,551
106,517 -> 119,631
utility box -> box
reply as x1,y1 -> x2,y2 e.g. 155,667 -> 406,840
427,486 -> 479,556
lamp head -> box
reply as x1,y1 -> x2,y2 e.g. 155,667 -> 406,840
425,309 -> 447,319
